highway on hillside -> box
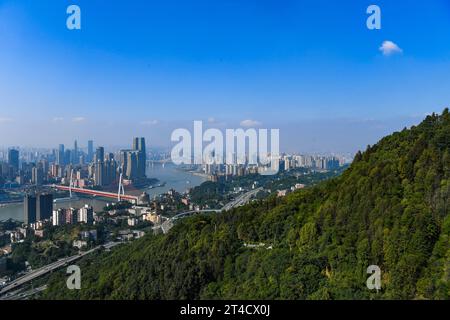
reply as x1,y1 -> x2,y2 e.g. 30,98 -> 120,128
221,187 -> 262,211
161,187 -> 263,234
1,188 -> 264,294
0,242 -> 120,298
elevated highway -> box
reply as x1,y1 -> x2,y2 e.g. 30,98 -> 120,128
160,188 -> 263,234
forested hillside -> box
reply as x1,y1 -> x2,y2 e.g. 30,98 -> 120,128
42,110 -> 449,300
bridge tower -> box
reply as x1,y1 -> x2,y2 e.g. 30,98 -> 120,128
117,173 -> 125,201
69,169 -> 74,198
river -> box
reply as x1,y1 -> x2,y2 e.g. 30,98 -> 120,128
0,163 -> 207,222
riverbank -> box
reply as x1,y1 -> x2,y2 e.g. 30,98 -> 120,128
0,163 -> 208,222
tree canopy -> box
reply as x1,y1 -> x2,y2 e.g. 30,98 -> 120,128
42,109 -> 449,300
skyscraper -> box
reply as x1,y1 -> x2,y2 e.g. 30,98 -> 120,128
37,193 -> 53,221
87,140 -> 94,163
104,155 -> 117,186
95,147 -> 104,163
132,137 -> 139,151
64,149 -> 72,165
31,166 -> 44,185
8,149 -> 19,172
24,194 -> 37,225
132,137 -> 146,179
73,140 -> 78,164
94,161 -> 104,186
126,151 -> 138,180
57,144 -> 65,166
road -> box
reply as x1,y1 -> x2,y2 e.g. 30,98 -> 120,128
0,285 -> 48,300
1,188 -> 263,294
160,188 -> 263,234
221,187 -> 262,211
0,241 -> 120,297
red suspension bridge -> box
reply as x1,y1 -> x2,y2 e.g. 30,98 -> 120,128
53,185 -> 138,203
51,171 -> 138,203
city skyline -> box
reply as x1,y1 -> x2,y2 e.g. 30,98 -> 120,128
1,1 -> 449,153
0,112 -> 439,155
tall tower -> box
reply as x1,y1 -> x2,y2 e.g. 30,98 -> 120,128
73,140 -> 78,164
126,151 -> 138,180
132,137 -> 139,151
37,193 -> 53,221
94,161 -> 105,186
8,149 -> 19,172
95,147 -> 104,163
57,144 -> 65,166
132,137 -> 146,179
24,194 -> 37,225
87,140 -> 94,163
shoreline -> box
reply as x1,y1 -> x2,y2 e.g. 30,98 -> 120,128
188,171 -> 210,179
173,166 -> 210,180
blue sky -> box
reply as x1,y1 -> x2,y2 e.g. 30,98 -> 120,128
0,0 -> 450,153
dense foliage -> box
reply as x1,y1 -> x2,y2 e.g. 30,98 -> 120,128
42,110 -> 449,300
189,167 -> 347,208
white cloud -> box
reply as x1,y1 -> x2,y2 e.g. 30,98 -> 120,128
379,40 -> 403,56
0,117 -> 13,123
240,119 -> 262,127
72,117 -> 86,122
140,119 -> 159,126
52,117 -> 64,122
207,117 -> 216,124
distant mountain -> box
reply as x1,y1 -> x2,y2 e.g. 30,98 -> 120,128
43,109 -> 449,300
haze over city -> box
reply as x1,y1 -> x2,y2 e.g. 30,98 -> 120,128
1,0 -> 450,153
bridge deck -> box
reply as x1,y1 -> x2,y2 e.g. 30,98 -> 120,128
54,185 -> 138,202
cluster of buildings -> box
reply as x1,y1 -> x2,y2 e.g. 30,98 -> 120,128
73,229 -> 98,249
0,137 -> 147,189
23,191 -> 95,228
0,149 -> 20,185
52,204 -> 94,226
23,193 -> 53,225
281,154 -> 344,171
55,137 -> 147,188
104,204 -> 164,227
200,154 -> 347,182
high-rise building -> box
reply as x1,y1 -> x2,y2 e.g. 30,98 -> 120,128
37,193 -> 53,221
31,166 -> 44,185
325,157 -> 340,170
132,137 -> 146,179
119,150 -> 128,176
78,205 -> 94,224
64,149 -> 72,165
8,149 -> 19,172
126,151 -> 138,180
52,209 -> 66,226
132,137 -> 139,151
95,147 -> 104,163
119,138 -> 147,182
50,164 -> 60,177
104,157 -> 117,186
65,208 -> 78,224
73,140 -> 78,164
94,161 -> 104,186
40,159 -> 49,179
24,194 -> 37,225
87,140 -> 94,163
57,144 -> 65,166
